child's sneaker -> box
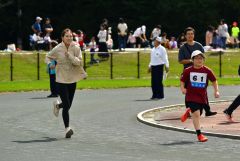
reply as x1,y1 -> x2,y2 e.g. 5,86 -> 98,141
53,100 -> 60,117
65,127 -> 74,138
181,108 -> 191,122
223,110 -> 234,122
198,134 -> 208,142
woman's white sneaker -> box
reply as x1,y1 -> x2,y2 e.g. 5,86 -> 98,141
53,100 -> 60,117
65,127 -> 74,138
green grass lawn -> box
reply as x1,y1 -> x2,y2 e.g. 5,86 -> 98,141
0,77 -> 239,93
0,50 -> 239,92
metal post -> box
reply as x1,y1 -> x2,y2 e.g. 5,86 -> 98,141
110,52 -> 113,79
37,52 -> 40,80
10,53 -> 13,81
137,52 -> 140,79
17,0 -> 22,49
219,51 -> 222,78
83,52 -> 86,71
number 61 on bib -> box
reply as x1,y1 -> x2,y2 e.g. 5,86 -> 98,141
190,72 -> 207,88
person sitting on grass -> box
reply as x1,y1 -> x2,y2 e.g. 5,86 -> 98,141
180,50 -> 220,142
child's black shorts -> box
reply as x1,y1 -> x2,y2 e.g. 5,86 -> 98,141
186,102 -> 208,115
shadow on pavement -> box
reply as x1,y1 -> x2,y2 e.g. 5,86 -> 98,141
12,137 -> 58,143
156,117 -> 180,121
30,97 -> 49,99
218,121 -> 240,125
134,99 -> 158,101
159,140 -> 195,146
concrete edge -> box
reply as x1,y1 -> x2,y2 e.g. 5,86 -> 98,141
137,100 -> 240,140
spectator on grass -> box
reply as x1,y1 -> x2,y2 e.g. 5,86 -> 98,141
133,25 -> 148,48
43,17 -> 53,36
88,36 -> 99,64
117,18 -> 128,51
97,24 -> 109,59
231,21 -> 239,48
169,37 -> 178,49
150,25 -> 161,47
205,25 -> 214,46
160,32 -> 170,49
127,31 -> 136,48
42,17 -> 54,50
217,19 -> 228,49
177,32 -> 186,48
31,16 -> 42,34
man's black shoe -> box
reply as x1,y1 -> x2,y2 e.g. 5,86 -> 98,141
205,111 -> 217,117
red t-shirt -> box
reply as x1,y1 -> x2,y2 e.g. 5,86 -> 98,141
181,66 -> 216,104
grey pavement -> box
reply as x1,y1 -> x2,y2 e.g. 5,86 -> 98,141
0,86 -> 239,161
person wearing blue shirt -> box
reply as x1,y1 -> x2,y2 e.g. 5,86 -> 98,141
47,60 -> 58,97
32,16 -> 42,33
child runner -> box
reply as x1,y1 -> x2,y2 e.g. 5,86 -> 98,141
180,50 -> 220,142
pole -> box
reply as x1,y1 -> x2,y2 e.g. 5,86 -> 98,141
137,52 -> 140,79
110,52 -> 113,79
219,51 -> 222,78
17,0 -> 22,49
10,53 -> 13,81
83,52 -> 86,71
37,52 -> 40,80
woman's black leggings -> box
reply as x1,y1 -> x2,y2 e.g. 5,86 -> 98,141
57,82 -> 76,128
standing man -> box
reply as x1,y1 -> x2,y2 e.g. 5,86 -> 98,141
31,16 -> 42,34
148,37 -> 169,100
43,17 -> 53,35
178,27 -> 217,116
42,17 -> 54,50
117,18 -> 128,51
217,19 -> 228,49
150,25 -> 161,47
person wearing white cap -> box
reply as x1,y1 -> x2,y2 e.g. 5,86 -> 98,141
148,37 -> 169,100
31,16 -> 42,34
180,50 -> 220,142
178,27 -> 217,117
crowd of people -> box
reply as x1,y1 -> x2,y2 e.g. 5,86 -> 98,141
30,16 -> 240,54
205,19 -> 240,50
30,16 -> 58,51
29,17 -> 184,53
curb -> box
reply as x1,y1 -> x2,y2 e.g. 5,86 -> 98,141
137,100 -> 240,140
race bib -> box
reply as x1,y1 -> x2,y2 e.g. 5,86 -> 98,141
190,72 -> 207,88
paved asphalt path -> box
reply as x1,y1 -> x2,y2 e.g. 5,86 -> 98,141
0,86 -> 239,161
